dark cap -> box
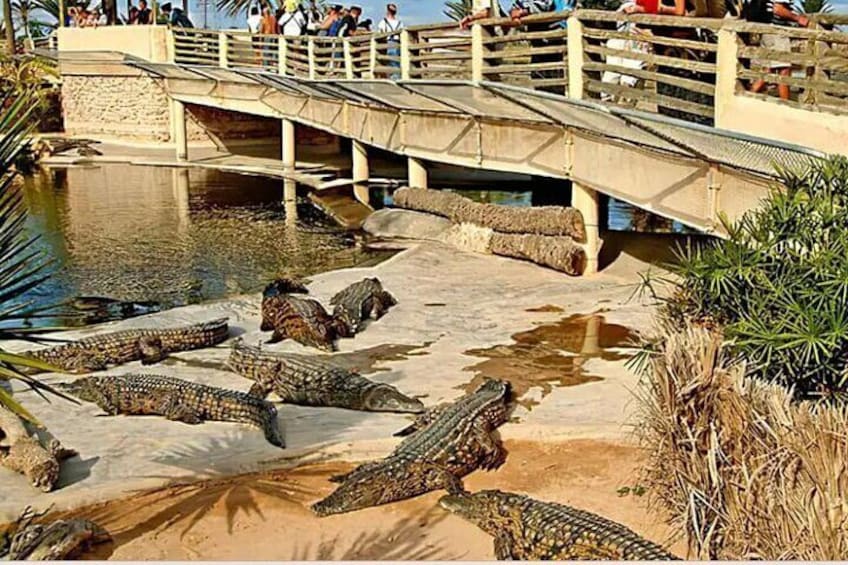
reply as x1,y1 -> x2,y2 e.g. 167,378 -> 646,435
161,2 -> 172,10
332,4 -> 343,10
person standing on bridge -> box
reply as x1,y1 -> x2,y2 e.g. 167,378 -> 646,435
377,3 -> 404,79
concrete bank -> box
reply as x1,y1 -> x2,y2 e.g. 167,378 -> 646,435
0,241 -> 656,521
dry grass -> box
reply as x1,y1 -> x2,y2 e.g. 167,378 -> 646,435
636,321 -> 848,560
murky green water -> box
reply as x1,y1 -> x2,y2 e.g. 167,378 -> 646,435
21,164 -> 392,325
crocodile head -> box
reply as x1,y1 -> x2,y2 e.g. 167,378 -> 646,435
56,377 -> 103,404
439,490 -> 523,535
262,278 -> 309,298
363,385 -> 425,413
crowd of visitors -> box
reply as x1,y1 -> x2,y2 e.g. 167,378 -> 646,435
240,1 -> 404,39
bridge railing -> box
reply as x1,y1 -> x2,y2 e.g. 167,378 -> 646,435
168,11 -> 848,124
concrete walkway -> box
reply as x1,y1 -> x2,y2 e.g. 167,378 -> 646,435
0,241 -> 654,521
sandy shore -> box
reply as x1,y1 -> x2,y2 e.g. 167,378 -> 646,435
1,237 -> 672,558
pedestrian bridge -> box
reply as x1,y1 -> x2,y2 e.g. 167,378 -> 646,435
53,10 -> 848,270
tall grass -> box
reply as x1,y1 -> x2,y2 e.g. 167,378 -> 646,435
637,322 -> 848,560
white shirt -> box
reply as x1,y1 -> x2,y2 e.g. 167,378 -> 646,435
472,0 -> 507,16
279,9 -> 306,36
376,15 -> 403,34
247,13 -> 261,32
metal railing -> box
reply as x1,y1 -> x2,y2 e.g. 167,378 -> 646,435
168,10 -> 848,122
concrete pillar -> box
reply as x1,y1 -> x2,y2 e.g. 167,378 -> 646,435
172,168 -> 190,231
572,182 -> 601,275
352,140 -> 369,183
353,184 -> 370,206
281,118 -> 296,170
408,157 -> 428,189
283,179 -> 298,227
171,99 -> 188,161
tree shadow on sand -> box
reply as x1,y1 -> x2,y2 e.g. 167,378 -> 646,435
290,506 -> 462,560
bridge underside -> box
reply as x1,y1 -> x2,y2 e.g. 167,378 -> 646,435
134,62 -> 819,235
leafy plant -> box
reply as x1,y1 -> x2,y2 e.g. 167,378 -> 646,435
657,155 -> 848,400
796,0 -> 832,13
0,91 -> 72,422
443,0 -> 472,21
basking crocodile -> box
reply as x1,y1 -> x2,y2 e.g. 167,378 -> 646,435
228,340 -> 424,413
58,374 -> 285,448
330,277 -> 397,335
1,507 -> 110,561
22,318 -> 229,373
259,278 -> 309,332
312,379 -> 511,517
439,490 -> 678,560
261,295 -> 349,351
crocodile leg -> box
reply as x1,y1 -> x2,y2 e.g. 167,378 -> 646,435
247,382 -> 272,399
267,329 -> 286,344
157,396 -> 203,424
472,422 -> 507,471
405,461 -> 466,495
138,336 -> 166,365
493,532 -> 518,560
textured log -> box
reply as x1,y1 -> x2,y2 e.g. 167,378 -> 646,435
2,508 -> 110,560
393,187 -> 586,240
0,406 -> 76,492
490,233 -> 586,276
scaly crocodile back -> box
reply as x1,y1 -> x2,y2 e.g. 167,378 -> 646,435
330,278 -> 396,334
440,490 -> 678,561
228,340 -> 423,413
262,295 -> 339,350
59,373 -> 283,448
23,318 -> 229,373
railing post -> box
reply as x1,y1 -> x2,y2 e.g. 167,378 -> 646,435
471,23 -> 484,83
165,29 -> 176,63
369,36 -> 378,79
343,39 -> 354,79
278,36 -> 288,76
714,26 -> 739,128
218,31 -> 229,68
307,37 -> 316,79
566,15 -> 583,99
400,29 -> 411,80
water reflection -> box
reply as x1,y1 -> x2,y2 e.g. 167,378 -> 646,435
21,165 -> 392,325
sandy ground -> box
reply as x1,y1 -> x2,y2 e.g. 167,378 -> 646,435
59,439 -> 686,560
0,235 -> 678,559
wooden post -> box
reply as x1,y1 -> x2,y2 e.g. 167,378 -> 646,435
471,23 -> 484,83
307,37 -> 316,79
566,15 -> 584,100
282,118 -> 296,170
352,140 -> 369,182
714,27 -> 739,129
218,31 -> 229,68
343,39 -> 354,79
171,98 -> 188,161
408,157 -> 428,189
369,36 -> 378,79
572,181 -> 600,274
278,36 -> 288,75
400,29 -> 411,80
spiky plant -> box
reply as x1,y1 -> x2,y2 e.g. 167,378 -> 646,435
0,91 -> 73,422
796,0 -> 832,12
657,155 -> 848,400
443,0 -> 472,21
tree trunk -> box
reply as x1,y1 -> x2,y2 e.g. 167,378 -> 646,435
2,0 -> 14,55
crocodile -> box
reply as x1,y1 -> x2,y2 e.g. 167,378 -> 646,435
1,507 -> 110,561
22,318 -> 229,373
227,340 -> 424,413
261,295 -> 350,351
330,277 -> 397,335
259,278 -> 310,332
311,378 -> 511,517
58,374 -> 284,448
439,490 -> 679,560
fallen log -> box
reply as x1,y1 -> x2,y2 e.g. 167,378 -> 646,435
2,507 -> 110,560
393,187 -> 586,240
0,405 -> 77,492
490,232 -> 588,276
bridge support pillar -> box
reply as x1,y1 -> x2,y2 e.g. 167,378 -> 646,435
283,179 -> 298,226
352,140 -> 369,183
281,118 -> 296,170
408,157 -> 427,189
171,99 -> 188,161
572,182 -> 601,275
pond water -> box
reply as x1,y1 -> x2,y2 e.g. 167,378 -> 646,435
20,165 -> 392,325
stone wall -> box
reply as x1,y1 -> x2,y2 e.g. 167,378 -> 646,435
62,73 -> 282,145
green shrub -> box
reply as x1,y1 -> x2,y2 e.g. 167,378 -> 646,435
664,155 -> 848,399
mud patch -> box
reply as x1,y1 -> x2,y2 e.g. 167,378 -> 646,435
461,314 -> 638,409
525,304 -> 565,313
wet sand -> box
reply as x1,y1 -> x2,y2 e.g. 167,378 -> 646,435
59,439 -> 686,560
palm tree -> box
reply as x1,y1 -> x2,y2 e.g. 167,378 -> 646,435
796,0 -> 832,12
2,0 -> 14,55
443,0 -> 472,21
0,90 -> 71,422
12,0 -> 33,39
